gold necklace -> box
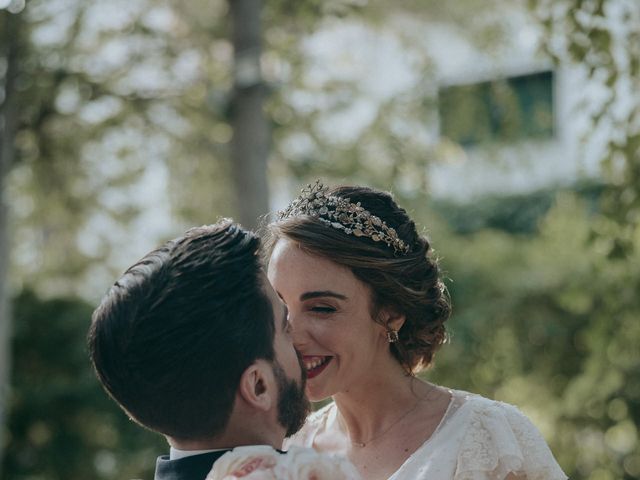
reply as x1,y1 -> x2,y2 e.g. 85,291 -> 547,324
343,398 -> 425,448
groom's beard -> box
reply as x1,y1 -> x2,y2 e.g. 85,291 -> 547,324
273,357 -> 310,438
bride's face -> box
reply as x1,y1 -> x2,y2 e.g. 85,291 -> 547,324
268,238 -> 390,401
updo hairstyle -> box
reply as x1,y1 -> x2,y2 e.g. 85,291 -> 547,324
264,185 -> 451,373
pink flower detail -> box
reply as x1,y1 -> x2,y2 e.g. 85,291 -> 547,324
206,445 -> 360,480
230,456 -> 277,477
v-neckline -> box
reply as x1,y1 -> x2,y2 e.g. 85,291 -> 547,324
386,389 -> 466,480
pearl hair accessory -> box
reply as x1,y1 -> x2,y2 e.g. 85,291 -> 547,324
277,182 -> 410,255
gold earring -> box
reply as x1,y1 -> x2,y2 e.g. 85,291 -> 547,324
386,329 -> 399,343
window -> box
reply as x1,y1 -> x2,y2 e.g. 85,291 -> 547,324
438,70 -> 554,147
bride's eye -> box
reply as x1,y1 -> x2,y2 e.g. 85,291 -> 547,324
311,306 -> 336,314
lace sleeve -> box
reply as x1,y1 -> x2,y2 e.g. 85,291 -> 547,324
454,399 -> 567,480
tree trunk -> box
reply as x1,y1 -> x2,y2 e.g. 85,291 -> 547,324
228,0 -> 270,230
0,10 -> 20,464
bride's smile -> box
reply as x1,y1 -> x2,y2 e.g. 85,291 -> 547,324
302,355 -> 333,379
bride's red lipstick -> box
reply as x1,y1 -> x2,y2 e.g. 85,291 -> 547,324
303,356 -> 332,380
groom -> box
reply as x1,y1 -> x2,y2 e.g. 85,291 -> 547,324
88,220 -> 310,480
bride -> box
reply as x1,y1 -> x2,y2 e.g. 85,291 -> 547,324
264,182 -> 566,480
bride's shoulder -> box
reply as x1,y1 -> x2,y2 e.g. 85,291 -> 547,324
451,389 -> 525,418
448,390 -> 567,480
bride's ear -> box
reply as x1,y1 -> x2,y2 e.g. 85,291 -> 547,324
237,360 -> 274,412
380,308 -> 406,335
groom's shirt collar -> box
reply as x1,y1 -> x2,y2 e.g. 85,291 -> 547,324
169,446 -> 229,460
155,450 -> 230,480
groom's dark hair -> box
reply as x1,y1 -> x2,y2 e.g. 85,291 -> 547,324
88,220 -> 276,440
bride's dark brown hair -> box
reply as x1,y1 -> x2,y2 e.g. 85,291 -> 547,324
264,185 -> 451,373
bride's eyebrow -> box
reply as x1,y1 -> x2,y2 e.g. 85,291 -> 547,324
300,291 -> 347,301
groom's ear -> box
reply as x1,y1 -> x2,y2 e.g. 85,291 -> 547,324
237,360 -> 274,412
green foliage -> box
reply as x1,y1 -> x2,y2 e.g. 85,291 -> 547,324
4,0 -> 171,294
433,183 -> 604,235
1,290 -> 165,479
529,0 -> 640,256
423,194 -> 640,479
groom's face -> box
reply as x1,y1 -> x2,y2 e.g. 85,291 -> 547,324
263,278 -> 310,436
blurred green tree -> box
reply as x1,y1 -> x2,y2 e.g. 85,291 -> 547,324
425,194 -> 640,479
2,290 -> 166,479
530,0 -> 640,256
0,5 -> 23,466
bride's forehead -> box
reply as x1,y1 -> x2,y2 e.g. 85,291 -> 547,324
269,242 -> 351,279
268,243 -> 372,301
269,239 -> 342,270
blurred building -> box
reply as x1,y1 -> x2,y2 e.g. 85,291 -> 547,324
294,4 -> 616,206
424,7 -> 604,202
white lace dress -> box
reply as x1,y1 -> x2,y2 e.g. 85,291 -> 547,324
285,389 -> 567,480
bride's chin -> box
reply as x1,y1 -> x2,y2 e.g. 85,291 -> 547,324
305,386 -> 332,403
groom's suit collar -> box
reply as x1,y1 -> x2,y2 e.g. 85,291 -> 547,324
154,450 -> 230,480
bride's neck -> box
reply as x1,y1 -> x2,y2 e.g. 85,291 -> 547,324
332,361 -> 428,441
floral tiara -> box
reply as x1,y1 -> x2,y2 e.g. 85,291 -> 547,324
277,182 -> 410,255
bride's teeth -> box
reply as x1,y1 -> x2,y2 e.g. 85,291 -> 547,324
304,357 -> 327,371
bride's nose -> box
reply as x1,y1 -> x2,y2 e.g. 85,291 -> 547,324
287,312 -> 309,348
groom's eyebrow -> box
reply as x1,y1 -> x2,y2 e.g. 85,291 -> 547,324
300,291 -> 347,301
